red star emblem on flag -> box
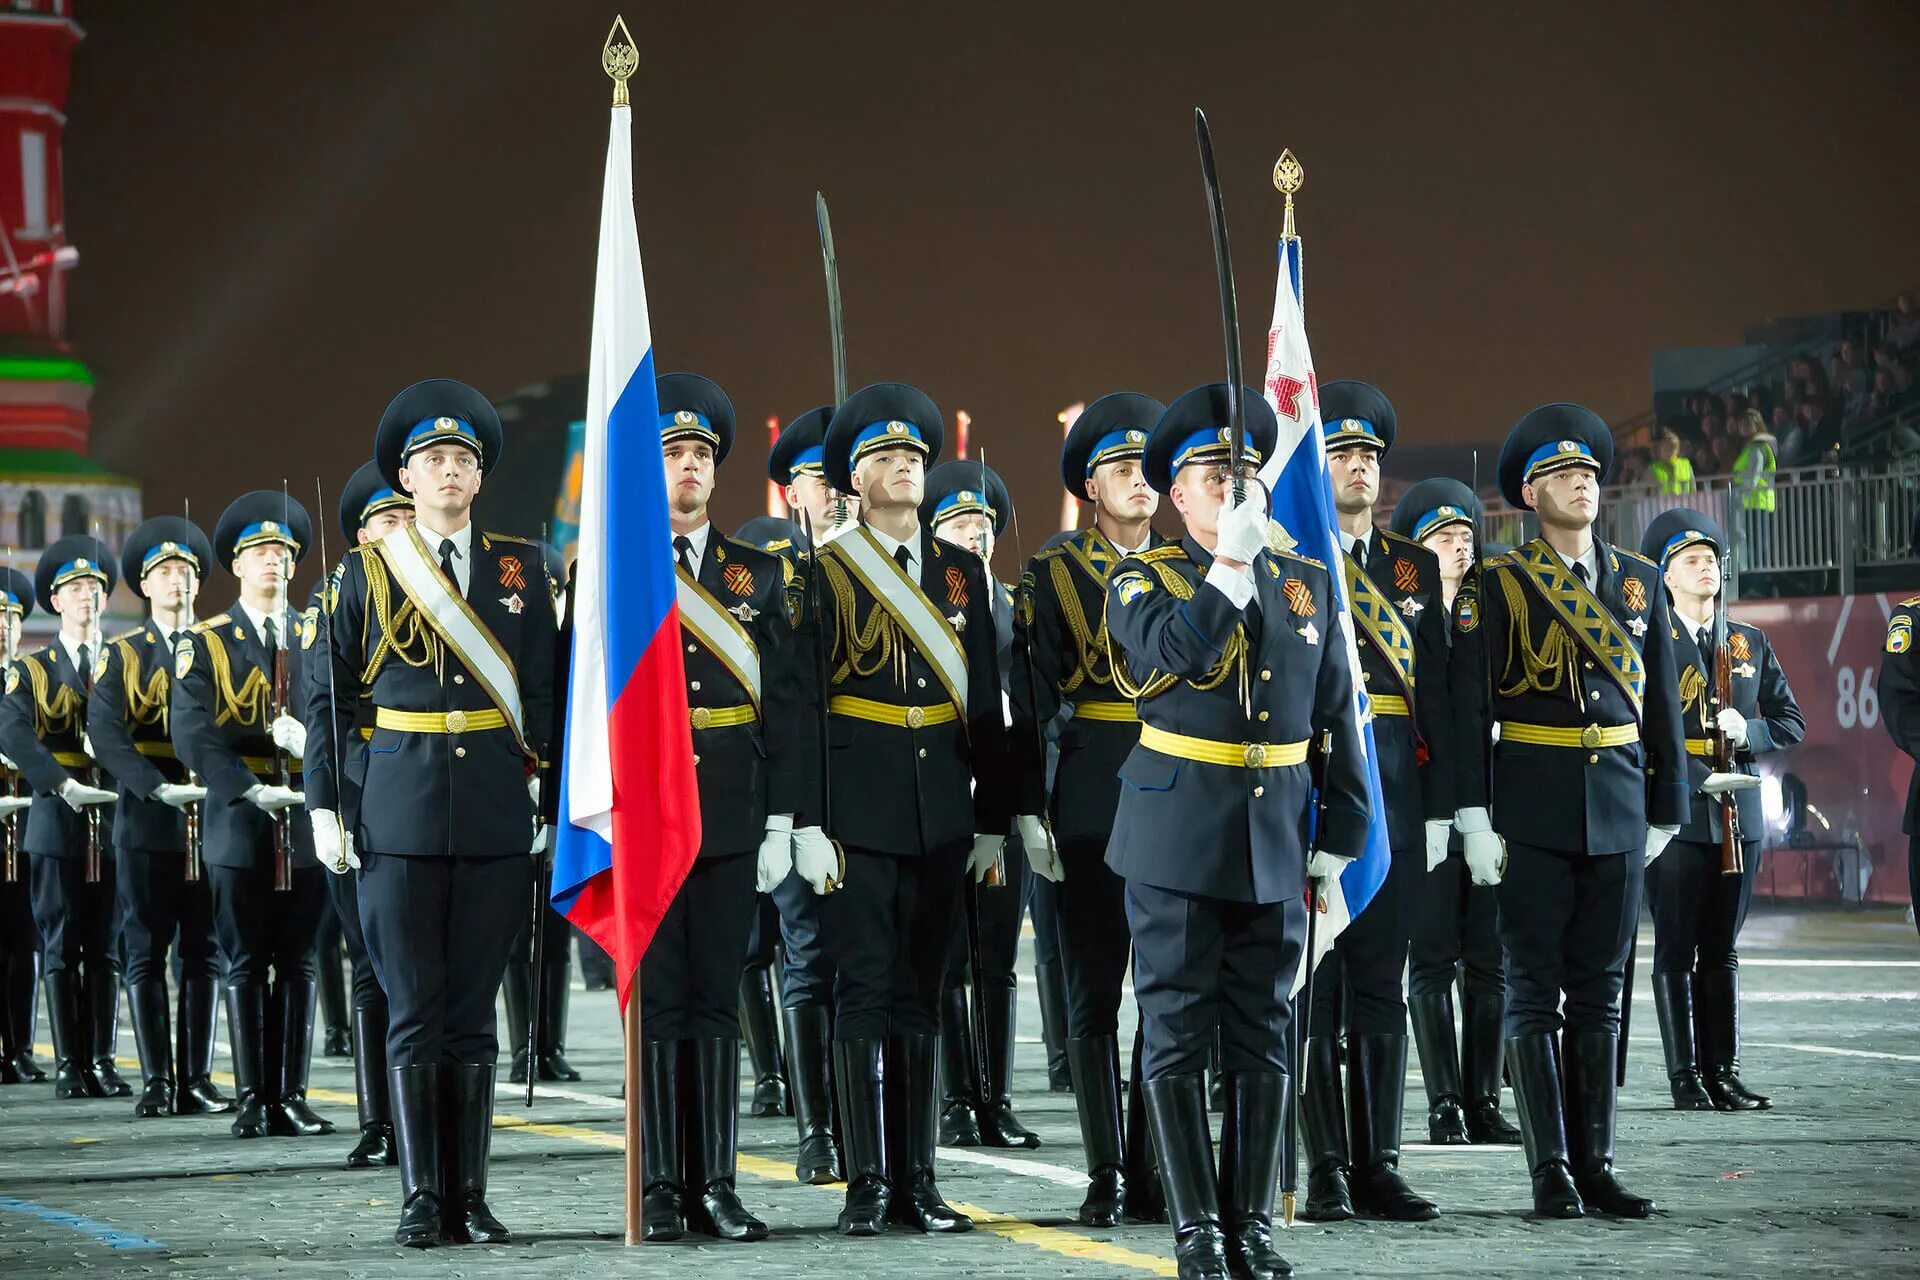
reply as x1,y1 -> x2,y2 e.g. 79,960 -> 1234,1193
1269,373 -> 1309,421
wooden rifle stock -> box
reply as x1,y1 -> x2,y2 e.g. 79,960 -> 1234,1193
1713,618 -> 1744,877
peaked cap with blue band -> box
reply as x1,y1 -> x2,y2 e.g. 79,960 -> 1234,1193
655,371 -> 736,466
1390,477 -> 1481,544
1497,402 -> 1615,510
35,534 -> 117,614
1319,380 -> 1397,455
1143,383 -> 1277,496
1061,392 -> 1165,496
338,459 -> 413,544
1640,506 -> 1726,567
769,406 -> 833,487
121,516 -> 214,600
922,459 -> 1011,539
0,566 -> 33,619
823,382 -> 944,495
375,377 -> 503,489
213,491 -> 312,574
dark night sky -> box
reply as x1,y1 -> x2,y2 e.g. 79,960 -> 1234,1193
59,1 -> 1920,563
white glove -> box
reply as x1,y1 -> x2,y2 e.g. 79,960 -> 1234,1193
1456,807 -> 1504,885
1700,771 -> 1762,796
1305,848 -> 1354,884
967,832 -> 1005,884
1715,708 -> 1750,748
244,783 -> 305,813
0,753 -> 14,770
150,782 -> 207,809
1016,815 -> 1063,883
0,794 -> 31,817
269,713 -> 307,758
1215,490 -> 1270,565
1645,824 -> 1680,866
58,779 -> 117,811
531,823 -> 552,856
756,815 -> 794,893
309,808 -> 360,873
793,825 -> 840,895
528,775 -> 542,807
1424,819 -> 1452,873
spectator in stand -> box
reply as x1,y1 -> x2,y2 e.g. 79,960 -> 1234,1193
1894,360 -> 1919,414
1649,428 -> 1695,494
1730,410 -> 1778,565
1836,340 -> 1869,394
1795,400 -> 1841,463
1887,293 -> 1919,354
1851,369 -> 1897,426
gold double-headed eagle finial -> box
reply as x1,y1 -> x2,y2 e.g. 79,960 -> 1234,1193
603,15 -> 639,108
1272,148 -> 1304,240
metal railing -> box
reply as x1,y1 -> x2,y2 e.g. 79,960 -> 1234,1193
1481,458 -> 1920,599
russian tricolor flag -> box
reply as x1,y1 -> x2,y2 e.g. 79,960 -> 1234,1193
550,99 -> 701,1011
1260,236 -> 1393,992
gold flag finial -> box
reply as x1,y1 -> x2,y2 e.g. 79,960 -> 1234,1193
1272,148 -> 1304,240
603,15 -> 639,108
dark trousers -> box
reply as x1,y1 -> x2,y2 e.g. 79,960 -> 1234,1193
1308,842 -> 1417,1035
207,863 -> 327,986
1408,847 -> 1505,1000
509,900 -> 573,975
771,867 -> 833,1007
359,853 -> 528,1067
116,850 -> 219,986
944,837 -> 1030,993
743,893 -> 781,967
1647,839 -> 1760,974
30,852 -> 117,978
821,844 -> 966,1040
1029,867 -> 1062,969
0,875 -> 35,960
1054,836 -> 1133,1038
1125,879 -> 1304,1080
323,867 -> 383,1006
1495,843 -> 1640,1037
640,852 -> 757,1042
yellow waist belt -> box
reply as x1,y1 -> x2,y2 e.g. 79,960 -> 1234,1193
1073,702 -> 1140,723
1684,737 -> 1715,758
1499,721 -> 1639,749
689,704 -> 756,730
828,694 -> 958,729
242,755 -> 302,777
1369,694 -> 1411,717
374,707 -> 509,735
134,741 -> 177,759
51,751 -> 92,768
1139,723 -> 1309,769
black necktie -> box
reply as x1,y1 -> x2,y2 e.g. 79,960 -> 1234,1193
1698,627 -> 1715,670
263,618 -> 278,652
439,537 -> 460,593
674,535 -> 693,575
895,545 -> 913,576
1573,562 -> 1590,585
77,643 -> 90,676
1352,536 -> 1368,568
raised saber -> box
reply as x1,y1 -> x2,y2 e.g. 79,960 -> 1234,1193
181,501 -> 204,884
817,192 -> 852,532
1195,109 -> 1246,503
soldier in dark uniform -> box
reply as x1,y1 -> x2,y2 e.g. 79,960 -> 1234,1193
171,494 -> 331,1141
1450,405 -> 1686,1219
1106,384 -> 1371,1280
923,458 -> 1058,1152
812,382 -> 1010,1237
1389,478 -> 1519,1147
303,378 -> 554,1247
311,462 -> 413,1168
0,567 -> 45,1087
1882,511 -> 1920,943
0,537 -> 124,1099
89,518 -> 225,1118
636,372 -> 808,1245
1011,391 -> 1168,1226
1296,382 -> 1448,1222
1638,509 -> 1802,1112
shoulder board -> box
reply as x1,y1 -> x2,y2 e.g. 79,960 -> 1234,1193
759,538 -> 793,554
1136,545 -> 1187,564
107,626 -> 145,644
1034,542 -> 1068,562
1617,548 -> 1656,568
1902,595 -> 1920,608
18,650 -> 46,672
1379,529 -> 1421,551
480,531 -> 538,548
1275,549 -> 1326,571
718,536 -> 779,568
191,613 -> 231,634
1479,553 -> 1511,569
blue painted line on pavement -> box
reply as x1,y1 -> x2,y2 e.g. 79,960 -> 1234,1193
0,1196 -> 166,1251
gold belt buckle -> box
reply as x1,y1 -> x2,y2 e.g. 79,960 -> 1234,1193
444,709 -> 469,734
1243,743 -> 1268,769
905,706 -> 926,729
689,706 -> 711,730
1580,723 -> 1602,749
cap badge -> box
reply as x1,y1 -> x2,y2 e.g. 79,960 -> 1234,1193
1127,430 -> 1145,443
435,416 -> 459,433
887,420 -> 909,435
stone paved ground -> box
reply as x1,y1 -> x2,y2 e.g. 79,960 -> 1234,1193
2,903 -> 1918,1277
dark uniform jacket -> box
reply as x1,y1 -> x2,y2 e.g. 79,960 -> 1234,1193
1450,537 -> 1688,855
1882,595 -> 1920,836
88,621 -> 191,853
0,640 -> 107,859
679,533 -> 810,858
1103,537 -> 1371,903
171,605 -> 316,871
302,529 -> 555,860
301,577 -> 375,832
1011,528 -> 1167,843
1668,613 -> 1803,845
1345,527 -> 1451,848
813,524 -> 1008,858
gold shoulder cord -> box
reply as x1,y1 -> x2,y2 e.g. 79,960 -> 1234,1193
360,548 -> 441,685
1046,556 -> 1115,695
117,638 -> 170,732
817,553 -> 911,691
1105,562 -> 1246,701
198,630 -> 271,729
26,656 -> 83,737
1493,565 -> 1580,704
1677,664 -> 1708,730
